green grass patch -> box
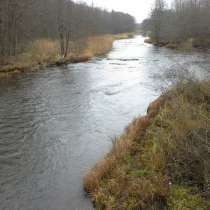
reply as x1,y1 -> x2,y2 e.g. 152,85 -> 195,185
169,185 -> 210,210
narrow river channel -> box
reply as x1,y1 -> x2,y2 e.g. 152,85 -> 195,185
0,36 -> 210,210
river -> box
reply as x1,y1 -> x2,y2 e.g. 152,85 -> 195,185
0,35 -> 210,210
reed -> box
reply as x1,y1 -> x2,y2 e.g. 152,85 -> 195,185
0,35 -> 117,75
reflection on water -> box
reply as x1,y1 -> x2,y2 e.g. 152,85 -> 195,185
0,36 -> 210,210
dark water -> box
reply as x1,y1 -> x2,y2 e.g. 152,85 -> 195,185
0,36 -> 210,210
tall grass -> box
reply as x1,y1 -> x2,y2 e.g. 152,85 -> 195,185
0,35 -> 115,74
113,33 -> 134,40
85,36 -> 114,56
28,39 -> 60,63
84,81 -> 210,210
0,39 -> 60,73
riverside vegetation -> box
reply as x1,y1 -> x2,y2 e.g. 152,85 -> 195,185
0,34 -> 133,76
141,0 -> 210,50
84,80 -> 210,210
0,0 -> 135,75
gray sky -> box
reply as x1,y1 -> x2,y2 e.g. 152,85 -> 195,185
75,0 -> 172,23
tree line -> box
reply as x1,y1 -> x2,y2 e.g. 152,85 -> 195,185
141,0 -> 210,45
0,0 -> 135,61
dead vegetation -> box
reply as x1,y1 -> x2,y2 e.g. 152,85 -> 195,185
84,80 -> 210,210
85,36 -> 114,57
144,37 -> 210,50
0,35 -> 115,76
112,33 -> 135,40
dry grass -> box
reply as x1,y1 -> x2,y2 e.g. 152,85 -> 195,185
113,33 -> 134,40
0,39 -> 60,75
84,81 -> 210,210
28,39 -> 60,63
61,35 -> 114,64
144,38 -> 153,44
85,36 -> 114,57
0,33 -> 134,75
84,95 -> 166,194
192,38 -> 210,49
0,35 -> 116,75
145,36 -> 210,50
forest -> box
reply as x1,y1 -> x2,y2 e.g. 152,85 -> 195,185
0,0 -> 135,66
141,0 -> 210,48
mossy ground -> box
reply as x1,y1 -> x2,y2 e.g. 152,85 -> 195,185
84,81 -> 210,210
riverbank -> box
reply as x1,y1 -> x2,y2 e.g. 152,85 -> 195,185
144,37 -> 210,50
0,33 -> 134,77
84,80 -> 210,210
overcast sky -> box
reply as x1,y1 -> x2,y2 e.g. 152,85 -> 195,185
74,0 -> 173,23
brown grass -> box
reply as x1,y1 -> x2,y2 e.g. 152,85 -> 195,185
0,33 -> 134,76
85,36 -> 114,56
83,116 -> 149,194
113,33 -> 134,40
192,38 -> 210,49
0,39 -> 60,75
145,36 -> 210,50
144,38 -> 153,44
84,95 -> 169,195
84,81 -> 210,210
28,39 -> 60,63
0,35 -> 116,76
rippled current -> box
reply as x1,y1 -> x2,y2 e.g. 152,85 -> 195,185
0,36 -> 210,210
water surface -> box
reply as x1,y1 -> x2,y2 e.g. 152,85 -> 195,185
0,35 -> 210,210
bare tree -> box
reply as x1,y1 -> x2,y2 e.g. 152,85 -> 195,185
143,0 -> 210,46
151,0 -> 165,43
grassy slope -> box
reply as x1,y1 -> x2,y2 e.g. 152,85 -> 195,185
0,33 -> 134,76
84,81 -> 210,210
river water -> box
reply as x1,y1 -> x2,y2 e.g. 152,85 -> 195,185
0,36 -> 210,210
